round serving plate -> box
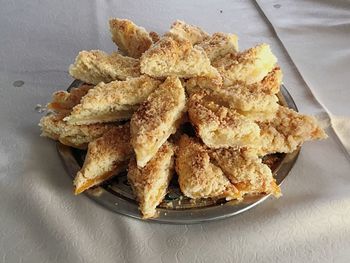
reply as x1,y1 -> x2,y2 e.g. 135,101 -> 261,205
57,81 -> 300,224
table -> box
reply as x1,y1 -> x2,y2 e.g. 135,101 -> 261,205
1,1 -> 349,262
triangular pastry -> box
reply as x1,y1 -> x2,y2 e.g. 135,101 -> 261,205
166,20 -> 210,45
47,84 -> 93,114
188,92 -> 261,149
64,75 -> 161,125
210,147 -> 281,197
213,44 -> 277,86
197,32 -> 239,62
176,135 -> 240,200
39,113 -> 114,149
140,36 -> 220,79
256,106 -> 327,155
128,142 -> 175,218
131,76 -> 186,167
109,18 -> 153,58
74,124 -> 132,194
69,50 -> 140,85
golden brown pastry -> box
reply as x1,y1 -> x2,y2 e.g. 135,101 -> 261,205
74,124 -> 132,194
47,84 -> 93,114
166,20 -> 210,45
69,50 -> 140,85
197,32 -> 239,62
210,84 -> 279,121
256,67 -> 282,95
210,148 -> 281,197
64,76 -> 161,125
109,18 -> 153,58
176,135 -> 240,200
184,75 -> 223,95
256,106 -> 327,155
131,76 -> 186,167
188,92 -> 261,149
39,113 -> 114,149
213,44 -> 277,86
140,36 -> 220,79
185,66 -> 282,97
128,142 -> 175,219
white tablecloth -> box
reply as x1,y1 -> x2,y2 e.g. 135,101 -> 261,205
1,1 -> 349,262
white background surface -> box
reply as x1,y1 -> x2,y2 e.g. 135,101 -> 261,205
1,1 -> 349,262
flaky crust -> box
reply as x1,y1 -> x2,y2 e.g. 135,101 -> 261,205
69,50 -> 140,85
197,32 -> 239,62
109,18 -> 153,58
213,44 -> 277,86
185,67 -> 281,121
184,75 -> 223,95
188,92 -> 261,149
39,113 -> 114,149
257,106 -> 327,155
257,67 -> 282,94
210,84 -> 279,121
140,36 -> 220,79
47,84 -> 93,114
185,66 -> 282,98
128,142 -> 175,218
64,76 -> 161,125
176,135 -> 240,200
131,76 -> 186,167
74,123 -> 132,194
210,148 -> 281,197
166,20 -> 210,45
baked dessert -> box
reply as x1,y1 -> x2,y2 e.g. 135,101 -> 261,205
184,75 -> 223,95
39,18 -> 328,219
210,147 -> 281,197
128,142 -> 175,218
197,32 -> 239,62
185,66 -> 282,97
140,36 -> 220,79
64,76 -> 161,125
47,84 -> 93,114
210,84 -> 279,121
176,135 -> 240,200
188,91 -> 261,148
256,106 -> 328,155
131,76 -> 186,167
109,18 -> 153,58
166,20 -> 210,45
74,123 -> 132,194
39,113 -> 114,149
69,50 -> 140,85
213,44 -> 277,86
255,66 -> 282,95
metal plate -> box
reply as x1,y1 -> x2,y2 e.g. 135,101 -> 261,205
57,82 -> 299,224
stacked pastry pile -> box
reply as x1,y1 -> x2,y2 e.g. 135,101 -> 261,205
39,19 -> 327,219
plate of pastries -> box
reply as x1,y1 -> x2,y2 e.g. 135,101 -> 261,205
39,18 -> 327,223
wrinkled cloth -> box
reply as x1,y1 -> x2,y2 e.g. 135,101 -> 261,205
0,0 -> 349,262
